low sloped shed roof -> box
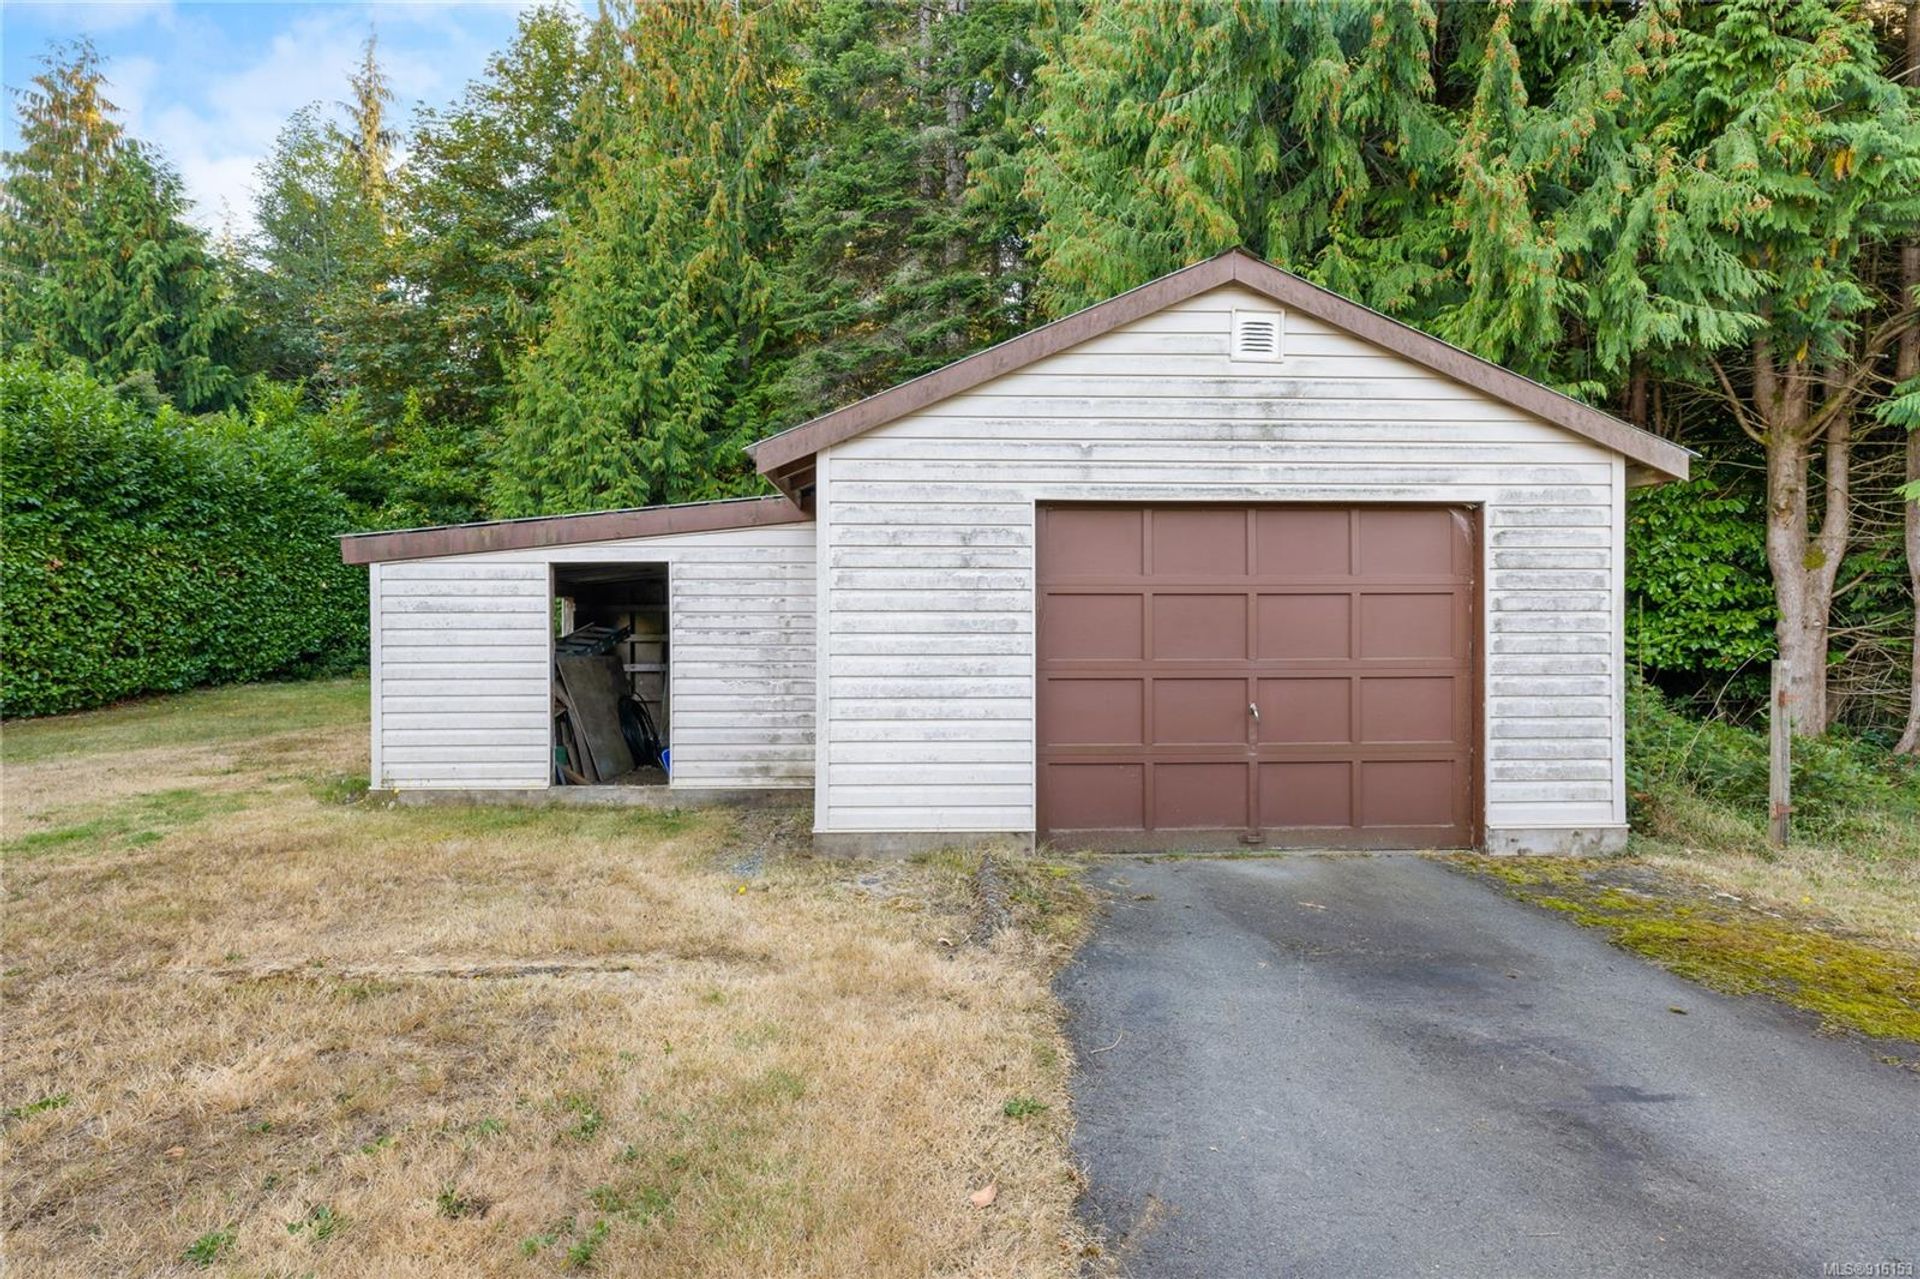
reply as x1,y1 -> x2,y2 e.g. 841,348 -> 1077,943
338,495 -> 807,565
748,248 -> 1691,499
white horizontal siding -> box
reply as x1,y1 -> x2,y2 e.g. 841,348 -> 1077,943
370,523 -> 815,791
374,560 -> 550,788
815,282 -> 1626,839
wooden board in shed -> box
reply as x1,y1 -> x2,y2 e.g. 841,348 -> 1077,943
555,653 -> 635,781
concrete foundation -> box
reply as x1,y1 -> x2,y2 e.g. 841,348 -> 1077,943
366,794 -> 1626,859
377,786 -> 810,811
809,830 -> 1036,859
1483,826 -> 1630,856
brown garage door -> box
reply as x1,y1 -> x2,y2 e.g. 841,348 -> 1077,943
1037,504 -> 1477,850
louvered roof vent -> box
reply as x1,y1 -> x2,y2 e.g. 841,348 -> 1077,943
1232,308 -> 1284,362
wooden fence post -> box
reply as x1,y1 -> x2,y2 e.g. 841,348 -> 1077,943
1769,660 -> 1791,850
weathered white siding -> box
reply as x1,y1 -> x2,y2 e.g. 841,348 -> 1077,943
371,523 -> 815,790
814,283 -> 1626,841
375,559 -> 552,788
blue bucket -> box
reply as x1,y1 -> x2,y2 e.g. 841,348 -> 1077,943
659,747 -> 671,776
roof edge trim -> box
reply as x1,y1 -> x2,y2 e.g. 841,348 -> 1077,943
748,249 -> 1690,483
338,495 -> 810,565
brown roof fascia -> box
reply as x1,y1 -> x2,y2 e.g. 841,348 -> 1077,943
764,456 -> 816,504
338,495 -> 810,566
748,249 -> 1691,483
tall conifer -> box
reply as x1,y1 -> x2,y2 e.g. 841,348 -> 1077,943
1022,0 -> 1451,316
0,42 -> 240,409
766,0 -> 1040,424
492,1 -> 789,514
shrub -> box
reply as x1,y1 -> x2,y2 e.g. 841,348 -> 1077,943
1625,674 -> 1920,840
1,359 -> 366,717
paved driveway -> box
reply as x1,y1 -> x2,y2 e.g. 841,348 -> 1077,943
1059,855 -> 1920,1279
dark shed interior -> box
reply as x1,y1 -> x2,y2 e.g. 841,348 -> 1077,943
551,563 -> 669,786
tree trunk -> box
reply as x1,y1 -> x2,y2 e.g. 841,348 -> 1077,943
944,0 -> 968,213
1811,402 -> 1852,726
1759,346 -> 1850,736
918,3 -> 937,204
1767,431 -> 1824,734
1900,398 -> 1920,753
1895,0 -> 1920,754
1626,361 -> 1649,428
1898,193 -> 1920,750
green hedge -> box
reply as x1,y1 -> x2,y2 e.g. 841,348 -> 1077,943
1,360 -> 366,718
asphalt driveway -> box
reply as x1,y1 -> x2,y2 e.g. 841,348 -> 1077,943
1059,855 -> 1920,1279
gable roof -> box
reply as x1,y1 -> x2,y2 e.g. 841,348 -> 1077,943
338,495 -> 807,565
748,249 -> 1691,495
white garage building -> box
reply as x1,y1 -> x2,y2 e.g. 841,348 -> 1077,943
340,250 -> 1689,855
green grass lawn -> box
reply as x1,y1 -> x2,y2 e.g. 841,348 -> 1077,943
2,677 -> 369,766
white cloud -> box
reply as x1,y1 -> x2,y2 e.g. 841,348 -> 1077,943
85,2 -> 534,235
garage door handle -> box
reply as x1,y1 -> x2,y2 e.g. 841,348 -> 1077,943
1249,702 -> 1260,724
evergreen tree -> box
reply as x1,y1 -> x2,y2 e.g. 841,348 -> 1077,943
492,0 -> 789,515
1022,0 -> 1453,317
1425,0 -> 1583,383
238,106 -> 365,388
323,34 -> 410,415
0,39 -> 119,250
1889,0 -> 1920,753
765,0 -> 1041,424
345,35 -> 398,224
398,4 -> 590,439
237,37 -> 402,408
0,42 -> 241,410
1559,0 -> 1920,733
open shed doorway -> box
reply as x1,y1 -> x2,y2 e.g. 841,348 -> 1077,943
551,563 -> 670,787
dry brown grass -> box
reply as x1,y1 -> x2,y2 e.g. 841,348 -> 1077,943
1,678 -> 1094,1277
1630,789 -> 1920,953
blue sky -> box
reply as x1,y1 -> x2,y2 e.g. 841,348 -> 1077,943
3,1 -> 570,233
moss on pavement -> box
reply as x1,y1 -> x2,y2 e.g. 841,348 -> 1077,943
1453,856 -> 1920,1052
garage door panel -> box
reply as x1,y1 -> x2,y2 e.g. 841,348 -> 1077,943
1257,677 -> 1351,744
1153,679 -> 1251,744
1154,763 -> 1250,829
1046,762 -> 1142,829
1042,678 -> 1142,745
1040,504 -> 1477,848
1358,507 -> 1469,577
1358,676 -> 1459,744
1359,759 -> 1460,827
1152,508 -> 1247,575
1045,508 -> 1143,576
1358,593 -> 1459,660
1257,508 -> 1351,575
1260,761 -> 1353,828
1042,594 -> 1143,660
1258,593 -> 1350,659
1152,594 -> 1248,659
